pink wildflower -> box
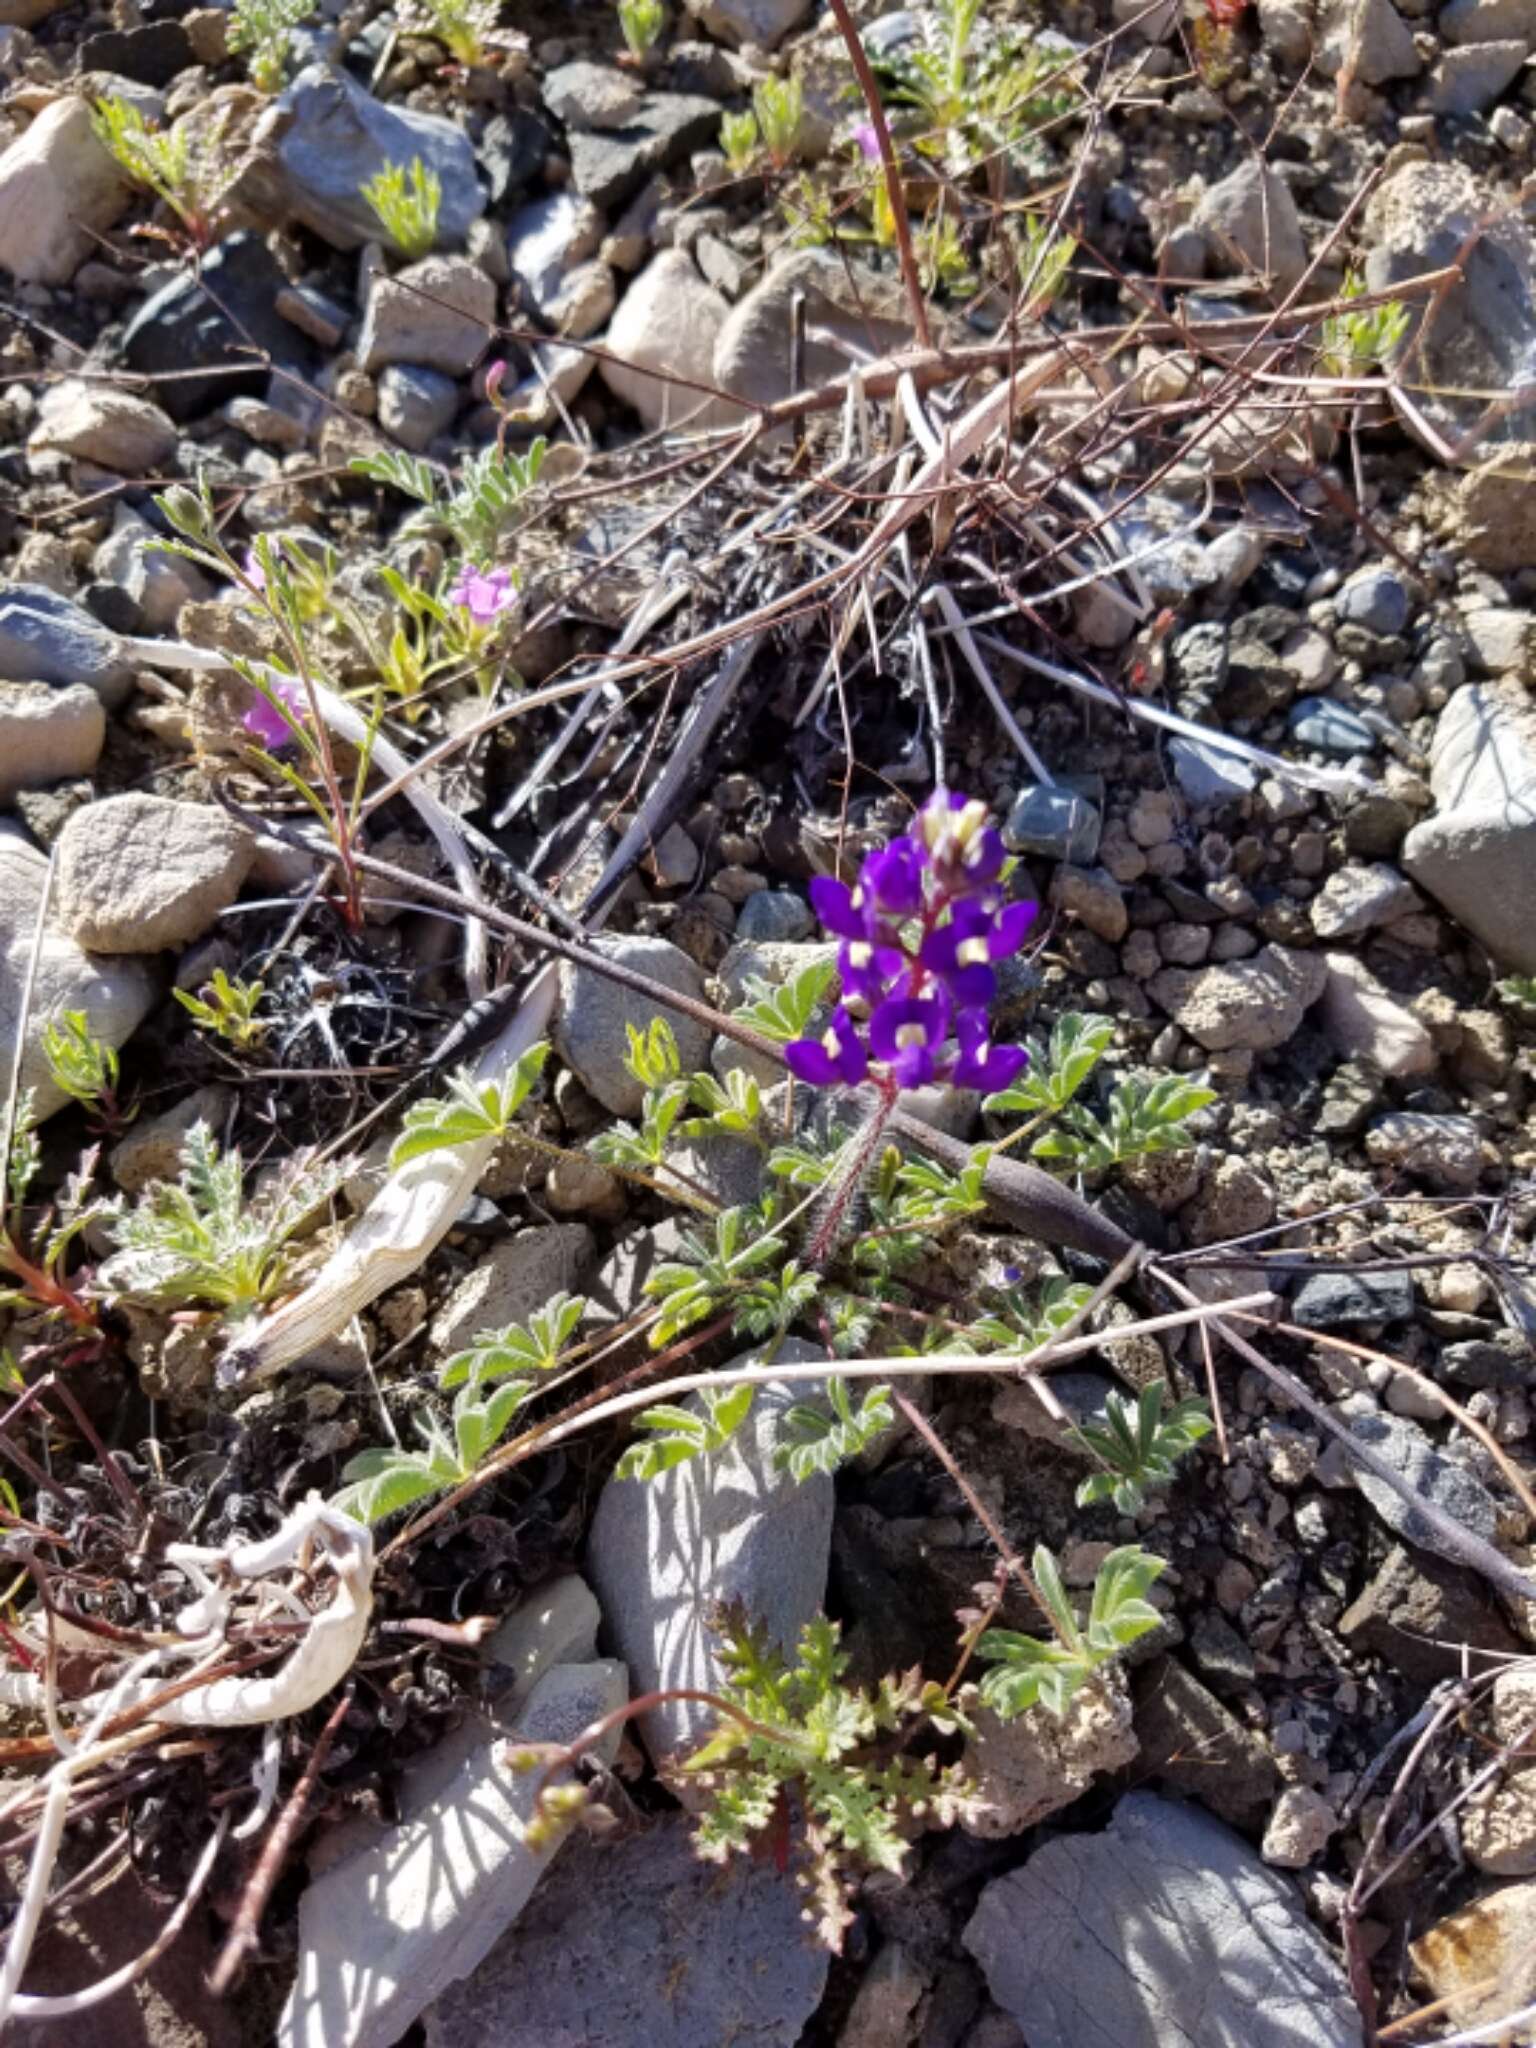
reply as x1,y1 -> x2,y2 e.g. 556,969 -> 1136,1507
242,547 -> 267,593
484,359 -> 508,409
851,120 -> 881,162
450,564 -> 516,624
243,676 -> 305,750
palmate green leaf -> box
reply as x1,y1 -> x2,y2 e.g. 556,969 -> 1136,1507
733,1259 -> 820,1342
1032,1073 -> 1215,1174
770,1377 -> 893,1481
679,1067 -> 761,1142
971,1275 -> 1095,1355
984,1011 -> 1114,1118
1073,1384 -> 1212,1512
440,1291 -> 586,1390
623,1017 -> 680,1089
390,1043 -> 549,1167
974,1543 -> 1166,1719
333,1445 -> 456,1524
453,1376 -> 536,1469
732,958 -> 838,1044
615,1382 -> 755,1480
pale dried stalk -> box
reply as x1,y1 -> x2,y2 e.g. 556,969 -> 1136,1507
220,965 -> 558,1384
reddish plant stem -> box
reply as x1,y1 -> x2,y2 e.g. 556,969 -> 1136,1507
822,0 -> 932,351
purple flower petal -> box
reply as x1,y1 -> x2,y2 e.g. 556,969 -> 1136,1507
869,993 -> 949,1067
451,564 -> 516,624
838,937 -> 906,1004
809,875 -> 868,941
785,1007 -> 868,1088
242,678 -> 304,750
952,1012 -> 1029,1092
851,119 -> 881,162
989,898 -> 1038,957
861,837 -> 925,916
963,826 -> 1007,886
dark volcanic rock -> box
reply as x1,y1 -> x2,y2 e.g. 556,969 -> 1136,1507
76,21 -> 192,83
119,233 -> 311,423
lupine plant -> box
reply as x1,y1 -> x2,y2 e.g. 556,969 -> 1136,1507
331,790 -> 1212,1933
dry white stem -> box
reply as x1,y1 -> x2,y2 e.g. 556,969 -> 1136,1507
221,964 -> 558,1383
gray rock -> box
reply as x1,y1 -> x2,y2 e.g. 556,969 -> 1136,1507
1193,160 -> 1307,290
714,247 -> 913,412
0,98 -> 130,287
994,1370 -> 1116,1441
1003,784 -> 1101,864
1293,1268 -> 1415,1327
964,1791 -> 1363,2048
119,229 -> 302,423
28,381 -> 177,472
543,60 -> 643,130
567,93 -> 723,211
1430,37 -> 1526,109
1366,1109 -> 1484,1190
1309,862 -> 1418,939
376,363 -> 459,450
506,190 -> 604,312
500,341 -> 596,427
685,0 -> 812,49
1346,1410 -> 1504,1549
586,1344 -> 834,1768
0,683 -> 104,802
55,795 -> 253,953
0,583 -> 136,710
1364,159 -> 1536,450
1149,943 -> 1327,1053
357,254 -> 495,375
1461,605 -> 1535,675
110,1084 -> 231,1194
1402,681 -> 1536,970
1336,565 -> 1411,636
1052,864 -> 1127,943
279,1657 -> 628,2048
1340,1543 -> 1522,1684
734,889 -> 815,943
0,822 -> 157,1122
93,509 -> 211,630
556,934 -> 710,1116
1440,0 -> 1536,39
599,247 -> 732,429
429,1224 -> 594,1358
1132,1656 -> 1278,1826
1288,696 -> 1376,755
1324,0 -> 1422,78
277,65 -> 484,251
424,1812 -> 828,2048
1169,738 -> 1257,807
1317,953 -> 1436,1078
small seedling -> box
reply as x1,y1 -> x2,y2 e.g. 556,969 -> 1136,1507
1320,271 -> 1411,373
362,157 -> 442,260
975,1544 -> 1165,1716
1031,1073 -> 1215,1174
41,1011 -> 128,1131
1069,1383 -> 1213,1513
720,107 -> 759,174
98,1122 -> 350,1321
403,0 -> 500,65
174,971 -> 270,1054
351,439 -> 548,556
617,0 -> 664,59
90,97 -> 237,248
389,1043 -> 549,1166
752,76 -> 804,171
227,0 -> 316,92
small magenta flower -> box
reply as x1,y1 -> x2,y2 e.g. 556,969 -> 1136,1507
485,359 -> 508,409
243,675 -> 304,750
451,563 -> 515,624
242,547 -> 267,593
851,120 -> 881,162
787,790 -> 1035,1097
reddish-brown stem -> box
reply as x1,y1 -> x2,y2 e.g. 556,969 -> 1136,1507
823,0 -> 932,351
806,1087 -> 900,1270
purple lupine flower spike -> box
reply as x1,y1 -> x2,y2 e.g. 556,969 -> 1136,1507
786,791 -> 1034,1095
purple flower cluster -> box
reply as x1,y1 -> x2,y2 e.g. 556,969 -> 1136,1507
786,793 -> 1036,1096
243,675 -> 305,750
